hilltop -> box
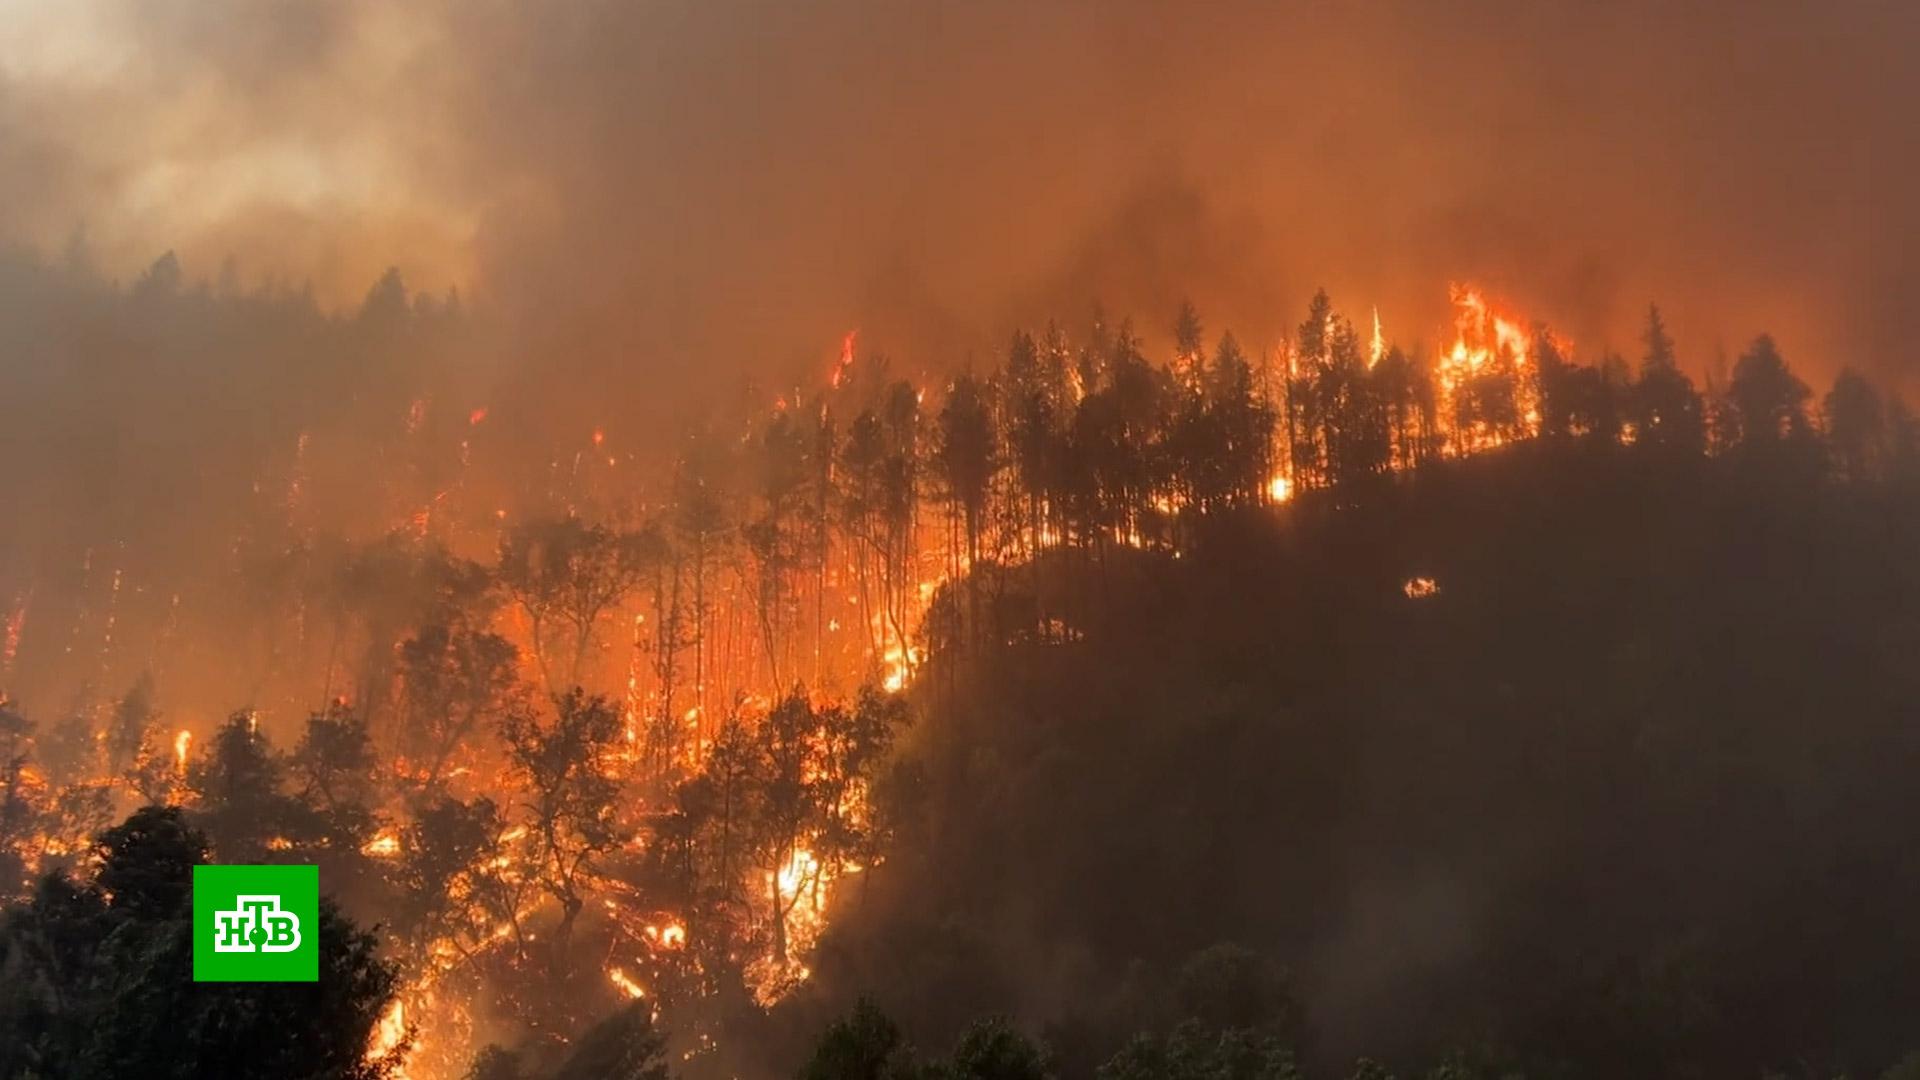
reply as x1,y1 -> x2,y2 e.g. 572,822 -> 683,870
767,441 -> 1920,1079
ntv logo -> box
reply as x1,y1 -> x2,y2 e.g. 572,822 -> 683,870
213,895 -> 302,953
193,865 -> 319,982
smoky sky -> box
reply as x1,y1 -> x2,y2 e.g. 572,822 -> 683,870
3,0 -> 1917,415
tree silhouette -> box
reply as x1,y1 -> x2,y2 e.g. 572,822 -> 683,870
499,517 -> 647,691
398,622 -> 523,789
800,997 -> 918,1080
499,690 -> 624,980
548,1001 -> 669,1080
1824,367 -> 1888,481
1727,334 -> 1811,448
935,372 -> 997,634
0,806 -> 403,1080
187,711 -> 307,862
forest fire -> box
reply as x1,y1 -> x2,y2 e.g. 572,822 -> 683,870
367,999 -> 409,1068
0,246 -> 1914,1080
1435,285 -> 1542,452
0,272 -> 1804,1077
3,4 -> 1918,1076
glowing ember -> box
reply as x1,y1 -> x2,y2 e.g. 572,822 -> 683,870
608,967 -> 646,999
361,831 -> 401,857
1403,576 -> 1441,599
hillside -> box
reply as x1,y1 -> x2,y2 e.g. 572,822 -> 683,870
770,443 -> 1920,1079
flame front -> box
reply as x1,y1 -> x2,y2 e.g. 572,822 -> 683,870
0,282 -> 1612,1079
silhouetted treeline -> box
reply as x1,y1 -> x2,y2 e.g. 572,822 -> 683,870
753,437 -> 1920,1080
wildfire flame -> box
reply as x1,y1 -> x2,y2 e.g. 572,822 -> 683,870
1436,285 -> 1542,450
14,286 -> 1589,1079
608,967 -> 646,999
831,329 -> 858,388
367,999 -> 407,1067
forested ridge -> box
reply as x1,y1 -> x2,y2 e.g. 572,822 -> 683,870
2,273 -> 1919,1079
771,437 -> 1920,1079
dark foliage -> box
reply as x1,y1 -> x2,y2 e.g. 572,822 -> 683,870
0,806 -> 404,1080
786,443 -> 1920,1080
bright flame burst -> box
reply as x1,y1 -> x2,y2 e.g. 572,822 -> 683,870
745,846 -> 844,1005
608,967 -> 647,1000
173,729 -> 192,773
831,328 -> 858,388
1436,285 -> 1542,450
367,999 -> 408,1068
1403,576 -> 1441,599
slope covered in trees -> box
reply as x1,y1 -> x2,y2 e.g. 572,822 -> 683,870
3,267 -> 1919,1078
766,439 -> 1920,1079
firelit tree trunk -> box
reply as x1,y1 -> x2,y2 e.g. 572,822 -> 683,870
552,890 -> 583,980
768,857 -> 789,966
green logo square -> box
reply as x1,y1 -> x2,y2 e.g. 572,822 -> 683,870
192,865 -> 319,982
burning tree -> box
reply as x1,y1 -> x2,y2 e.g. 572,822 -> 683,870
499,689 -> 625,983
397,621 -> 524,790
1,265 -> 1913,1078
498,518 -> 649,692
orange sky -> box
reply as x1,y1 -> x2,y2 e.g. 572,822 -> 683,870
3,0 -> 1916,401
